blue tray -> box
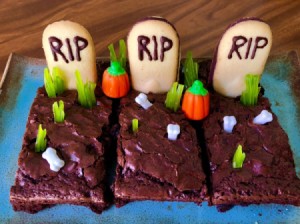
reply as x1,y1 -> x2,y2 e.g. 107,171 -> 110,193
1,53 -> 300,224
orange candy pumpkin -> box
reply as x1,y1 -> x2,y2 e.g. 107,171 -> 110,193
182,80 -> 209,120
102,61 -> 130,98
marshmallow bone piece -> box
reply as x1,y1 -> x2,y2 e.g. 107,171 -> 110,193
253,110 -> 273,125
135,93 -> 153,109
223,116 -> 237,133
167,124 -> 180,141
42,147 -> 65,172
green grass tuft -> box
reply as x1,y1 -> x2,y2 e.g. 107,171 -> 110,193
44,67 -> 65,98
75,70 -> 96,108
240,74 -> 261,106
35,124 -> 47,152
183,51 -> 199,89
165,82 -> 184,112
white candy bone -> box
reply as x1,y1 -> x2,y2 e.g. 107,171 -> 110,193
42,147 -> 65,172
253,110 -> 273,125
135,93 -> 152,109
223,116 -> 237,133
167,124 -> 180,141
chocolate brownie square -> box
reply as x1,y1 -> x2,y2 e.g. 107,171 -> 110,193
10,87 -> 112,213
202,92 -> 300,206
114,90 -> 207,205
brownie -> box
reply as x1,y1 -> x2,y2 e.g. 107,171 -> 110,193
202,91 -> 300,206
10,87 -> 112,213
114,90 -> 207,205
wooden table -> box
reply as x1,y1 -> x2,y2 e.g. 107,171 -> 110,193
0,0 -> 299,81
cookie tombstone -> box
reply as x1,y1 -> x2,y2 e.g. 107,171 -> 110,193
210,18 -> 272,98
43,21 -> 97,89
128,17 -> 180,94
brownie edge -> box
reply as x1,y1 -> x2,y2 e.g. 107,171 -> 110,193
202,92 -> 300,206
10,87 -> 112,213
114,91 -> 208,205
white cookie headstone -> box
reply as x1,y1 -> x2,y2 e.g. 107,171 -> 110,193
209,18 -> 272,98
43,20 -> 97,90
127,17 -> 180,94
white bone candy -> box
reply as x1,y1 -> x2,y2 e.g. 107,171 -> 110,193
127,16 -> 180,94
42,147 -> 65,172
135,93 -> 152,109
167,124 -> 180,141
253,110 -> 273,125
223,116 -> 237,133
43,20 -> 97,90
209,18 -> 272,97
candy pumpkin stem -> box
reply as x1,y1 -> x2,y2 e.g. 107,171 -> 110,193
189,80 -> 208,96
108,61 -> 125,76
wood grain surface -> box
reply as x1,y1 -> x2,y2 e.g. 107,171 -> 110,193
0,0 -> 299,81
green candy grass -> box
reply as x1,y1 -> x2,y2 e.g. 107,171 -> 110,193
35,124 -> 47,153
44,68 -> 56,97
183,51 -> 199,89
165,82 -> 184,112
53,100 -> 65,123
232,144 -> 246,169
119,39 -> 127,69
240,74 -> 261,106
44,67 -> 65,98
52,67 -> 65,95
75,70 -> 96,109
132,118 -> 139,133
108,39 -> 127,69
108,43 -> 117,62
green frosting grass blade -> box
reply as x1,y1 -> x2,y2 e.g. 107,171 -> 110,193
119,39 -> 127,69
108,39 -> 127,70
75,70 -> 96,108
84,82 -> 96,108
44,68 -> 56,98
35,124 -> 47,152
232,144 -> 246,169
132,118 -> 139,133
165,82 -> 184,112
240,74 -> 261,106
44,67 -> 65,98
53,100 -> 65,123
183,51 -> 199,89
75,70 -> 86,106
108,43 -> 117,62
52,67 -> 65,95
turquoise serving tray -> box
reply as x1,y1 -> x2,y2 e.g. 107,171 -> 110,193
0,52 -> 300,224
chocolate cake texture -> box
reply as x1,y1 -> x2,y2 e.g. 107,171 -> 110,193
10,87 -> 112,213
202,91 -> 300,206
10,56 -> 300,213
114,90 -> 208,205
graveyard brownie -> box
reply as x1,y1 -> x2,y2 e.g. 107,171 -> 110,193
10,87 -> 112,213
202,91 -> 300,206
114,90 -> 207,205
